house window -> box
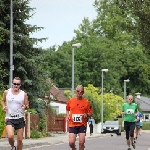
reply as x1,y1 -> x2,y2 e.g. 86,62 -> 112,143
52,106 -> 59,114
145,114 -> 149,121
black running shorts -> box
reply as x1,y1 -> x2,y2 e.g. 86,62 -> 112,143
6,117 -> 25,130
69,125 -> 86,134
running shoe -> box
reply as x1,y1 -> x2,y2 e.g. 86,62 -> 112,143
134,140 -> 136,143
132,142 -> 136,149
127,148 -> 131,150
11,146 -> 16,150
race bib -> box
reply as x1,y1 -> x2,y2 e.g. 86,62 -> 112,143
10,112 -> 20,119
126,109 -> 134,114
72,114 -> 83,122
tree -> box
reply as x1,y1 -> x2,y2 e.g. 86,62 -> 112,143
103,93 -> 124,121
0,0 -> 49,107
93,0 -> 150,96
0,94 -> 5,136
84,84 -> 101,123
117,0 -> 150,54
83,84 -> 124,123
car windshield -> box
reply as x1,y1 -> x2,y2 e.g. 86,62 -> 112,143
105,121 -> 118,125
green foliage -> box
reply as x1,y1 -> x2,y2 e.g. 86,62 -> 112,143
103,93 -> 124,121
0,0 -> 49,108
142,122 -> 150,130
83,84 -> 124,123
38,114 -> 46,132
57,113 -> 66,117
117,0 -> 150,52
29,98 -> 45,114
26,108 -> 37,114
84,84 -> 101,123
64,90 -> 72,100
30,129 -> 42,139
0,94 -> 5,136
1,0 -> 150,116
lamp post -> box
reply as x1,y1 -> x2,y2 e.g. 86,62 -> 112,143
124,79 -> 130,101
10,0 -> 14,88
71,43 -> 81,97
101,69 -> 108,133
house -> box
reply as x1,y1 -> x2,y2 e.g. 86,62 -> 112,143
135,93 -> 150,121
49,85 -> 68,114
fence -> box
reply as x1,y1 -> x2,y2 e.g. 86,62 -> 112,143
24,113 -> 67,138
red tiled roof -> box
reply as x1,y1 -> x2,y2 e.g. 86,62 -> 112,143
50,85 -> 68,104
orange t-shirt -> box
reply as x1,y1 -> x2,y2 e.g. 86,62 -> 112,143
66,97 -> 92,127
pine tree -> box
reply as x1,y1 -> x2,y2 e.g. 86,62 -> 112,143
0,0 -> 49,108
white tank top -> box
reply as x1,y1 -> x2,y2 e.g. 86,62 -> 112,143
6,88 -> 25,119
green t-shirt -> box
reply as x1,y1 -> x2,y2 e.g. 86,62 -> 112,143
122,103 -> 137,122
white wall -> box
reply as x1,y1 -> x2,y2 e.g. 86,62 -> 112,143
86,123 -> 102,134
50,101 -> 66,114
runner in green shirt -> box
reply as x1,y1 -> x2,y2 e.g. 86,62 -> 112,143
122,95 -> 138,150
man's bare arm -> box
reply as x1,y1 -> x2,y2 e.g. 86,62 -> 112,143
66,110 -> 70,121
1,90 -> 8,111
24,93 -> 29,109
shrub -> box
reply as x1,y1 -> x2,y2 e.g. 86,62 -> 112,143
30,129 -> 42,138
26,108 -> 37,114
143,122 -> 150,130
0,94 -> 5,136
39,114 -> 46,132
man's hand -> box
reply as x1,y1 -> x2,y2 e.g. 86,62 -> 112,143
21,104 -> 26,110
66,115 -> 70,121
121,112 -> 125,115
3,106 -> 7,112
83,113 -> 88,118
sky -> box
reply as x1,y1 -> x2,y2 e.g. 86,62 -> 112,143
27,0 -> 97,49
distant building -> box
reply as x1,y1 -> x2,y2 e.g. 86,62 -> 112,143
135,93 -> 150,121
49,84 -> 68,114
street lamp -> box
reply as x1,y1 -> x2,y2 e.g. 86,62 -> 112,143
101,69 -> 108,133
71,43 -> 81,97
124,79 -> 130,101
9,0 -> 14,88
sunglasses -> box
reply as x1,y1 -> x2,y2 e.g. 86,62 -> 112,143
76,90 -> 84,93
13,83 -> 21,86
128,99 -> 132,100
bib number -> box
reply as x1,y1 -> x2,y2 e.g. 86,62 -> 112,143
72,114 -> 82,122
10,112 -> 20,119
126,109 -> 134,114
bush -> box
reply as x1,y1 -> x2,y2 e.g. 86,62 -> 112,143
56,113 -> 66,117
26,108 -> 37,114
143,122 -> 150,130
0,94 -> 5,136
30,129 -> 42,139
39,114 -> 46,132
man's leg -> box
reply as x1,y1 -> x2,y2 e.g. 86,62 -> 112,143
124,122 -> 131,149
16,128 -> 24,150
69,133 -> 77,150
133,128 -> 137,143
130,123 -> 136,149
6,125 -> 15,149
78,133 -> 86,150
139,126 -> 142,135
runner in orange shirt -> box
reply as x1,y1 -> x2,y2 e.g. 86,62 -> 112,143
66,85 -> 92,150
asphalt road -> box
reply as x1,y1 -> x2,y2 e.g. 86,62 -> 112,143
26,132 -> 150,150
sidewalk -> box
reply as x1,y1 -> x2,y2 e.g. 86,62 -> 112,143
0,132 -> 105,150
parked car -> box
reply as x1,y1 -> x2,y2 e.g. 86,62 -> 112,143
102,120 -> 121,135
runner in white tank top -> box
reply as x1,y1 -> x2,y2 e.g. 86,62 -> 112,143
1,77 -> 29,150
6,88 -> 25,119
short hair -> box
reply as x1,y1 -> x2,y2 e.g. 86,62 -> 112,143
127,95 -> 133,99
76,85 -> 84,90
13,77 -> 22,83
